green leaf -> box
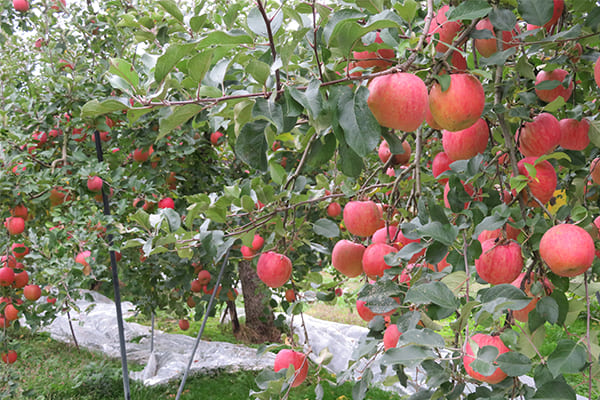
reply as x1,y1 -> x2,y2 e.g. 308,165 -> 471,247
190,15 -> 207,32
356,0 -> 384,14
546,339 -> 587,378
247,7 -> 283,37
542,96 -> 566,112
338,86 -> 381,157
381,345 -> 436,368
155,43 -> 196,83
158,0 -> 183,22
516,56 -> 536,80
533,380 -> 576,400
479,48 -> 517,66
158,104 -> 203,140
425,241 -> 448,265
405,282 -> 459,309
497,352 -> 532,376
161,208 -> 181,232
535,296 -> 558,324
469,345 -> 499,377
198,31 -> 253,47
247,59 -> 271,85
518,0 -> 554,27
313,218 -> 340,238
398,329 -> 445,348
109,58 -> 139,92
188,51 -> 213,83
381,130 -> 405,155
80,99 -> 129,119
535,80 -> 561,91
253,98 -> 284,134
236,120 -> 268,171
447,0 -> 491,21
268,160 -> 286,185
306,133 -> 336,168
417,221 -> 457,246
478,284 -> 532,316
359,281 -> 400,314
489,8 -> 518,31
472,214 -> 508,240
394,0 -> 418,22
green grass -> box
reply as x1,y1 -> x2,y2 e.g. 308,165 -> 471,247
0,329 -> 399,400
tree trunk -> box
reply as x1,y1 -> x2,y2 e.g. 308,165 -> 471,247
238,260 -> 280,343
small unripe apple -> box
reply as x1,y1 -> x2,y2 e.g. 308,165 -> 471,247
331,239 -> 365,278
535,69 -> 573,103
383,324 -> 402,350
475,239 -> 523,285
442,119 -> 489,161
5,216 -> 25,235
178,319 -> 190,331
429,74 -> 485,132
326,202 -> 342,218
367,73 -> 428,132
256,251 -> 292,288
273,350 -> 308,387
463,334 -> 510,384
539,224 -> 595,277
362,243 -> 396,279
24,284 -> 42,301
87,176 -> 103,192
559,118 -> 589,151
343,200 -> 384,237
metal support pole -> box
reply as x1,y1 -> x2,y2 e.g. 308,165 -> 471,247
93,130 -> 131,400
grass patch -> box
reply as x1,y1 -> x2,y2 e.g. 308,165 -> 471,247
0,328 -> 399,400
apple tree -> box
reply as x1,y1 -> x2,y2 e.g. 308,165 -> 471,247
3,0 -> 600,399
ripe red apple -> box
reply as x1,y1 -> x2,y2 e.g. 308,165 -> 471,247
178,319 -> 190,331
256,251 -> 292,288
510,273 -> 554,322
429,74 -> 485,132
240,246 -> 256,260
591,158 -> 600,185
335,288 -> 343,297
87,176 -> 103,192
11,243 -> 29,259
210,131 -> 224,145
284,288 -> 296,302
449,50 -> 467,73
197,270 -> 211,286
4,304 -> 19,321
326,202 -> 342,218
1,350 -> 17,364
475,239 -> 523,285
535,69 -> 573,103
442,119 -> 489,160
425,106 -> 443,130
427,5 -> 462,53
1,256 -> 16,269
273,349 -> 308,387
378,140 -> 411,166
353,31 -> 395,71
443,181 -> 479,209
559,118 -> 589,151
383,324 -> 402,351
11,204 -> 28,219
190,279 -> 202,293
13,0 -> 29,12
24,284 -> 42,301
5,216 -> 25,235
133,146 -> 153,162
529,0 -> 564,32
362,243 -> 396,279
158,197 -> 175,209
539,224 -> 595,277
343,200 -> 384,237
463,334 -> 510,384
251,234 -> 265,251
75,250 -> 92,276
432,152 -> 453,184
367,73 -> 428,132
474,18 -> 520,57
12,271 -> 28,289
331,239 -> 365,278
356,299 -> 377,321
517,157 -> 557,206
595,55 -> 600,89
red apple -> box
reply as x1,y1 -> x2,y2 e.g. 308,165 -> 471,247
273,350 -> 308,387
517,157 -> 557,206
475,239 -> 523,285
11,243 -> 29,259
595,55 -> 600,89
331,239 -> 365,278
510,273 -> 554,322
12,271 -> 28,289
383,324 -> 402,351
367,73 -> 428,132
378,140 -> 412,166
251,234 -> 265,251
356,299 -> 377,321
442,119 -> 489,161
10,204 -> 28,219
87,176 -> 103,192
158,197 -> 175,209
474,18 -> 520,57
535,69 -> 573,103
539,224 -> 595,277
284,288 -> 296,302
75,250 -> 92,276
449,50 -> 467,73
1,255 -> 16,269
190,279 -> 202,293
591,158 -> 600,185
240,246 -> 256,260
4,304 -> 18,321
256,251 -> 292,288
432,152 -> 453,184
429,74 -> 485,132
178,319 -> 190,331
133,146 -> 153,162
464,334 -> 510,384
425,106 -> 443,130
343,200 -> 384,237
210,131 -> 224,146
13,0 -> 29,12
5,216 -> 25,235
559,118 -> 589,151
530,0 -> 564,32
197,270 -> 211,286
24,284 -> 42,301
427,5 -> 462,53
362,243 -> 396,279
1,350 -> 17,364
326,202 -> 342,218
353,31 -> 395,71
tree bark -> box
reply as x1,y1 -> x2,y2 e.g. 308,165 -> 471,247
238,260 -> 280,343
